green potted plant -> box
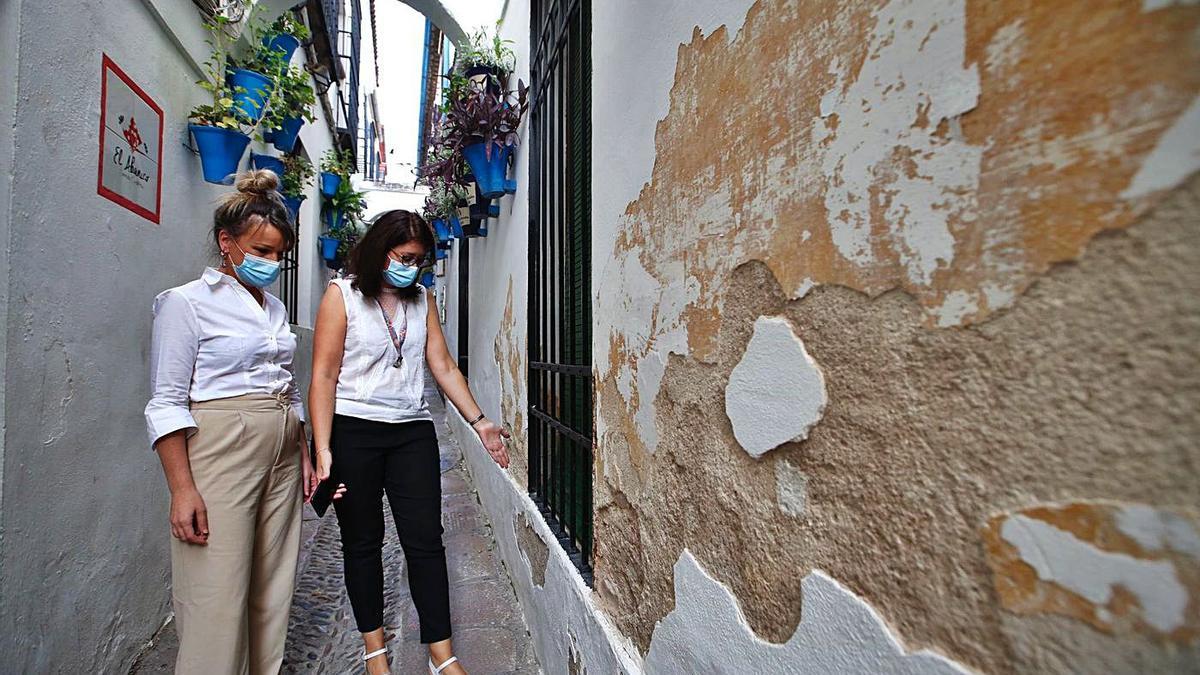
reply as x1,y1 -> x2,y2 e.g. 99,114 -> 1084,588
224,4 -> 284,124
189,13 -> 254,184
319,148 -> 354,197
280,154 -> 314,223
262,12 -> 311,63
261,64 -> 317,152
456,24 -> 516,90
320,176 -> 366,266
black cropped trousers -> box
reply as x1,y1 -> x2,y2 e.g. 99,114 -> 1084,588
330,414 -> 451,643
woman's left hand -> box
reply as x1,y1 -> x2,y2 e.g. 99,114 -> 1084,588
474,418 -> 511,469
300,438 -> 319,501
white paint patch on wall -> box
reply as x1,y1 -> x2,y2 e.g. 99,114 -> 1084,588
935,289 -> 979,328
725,316 -> 827,457
775,460 -> 808,518
1000,514 -> 1188,633
815,0 -> 982,285
644,550 -> 971,674
1121,95 -> 1200,199
1115,504 -> 1200,558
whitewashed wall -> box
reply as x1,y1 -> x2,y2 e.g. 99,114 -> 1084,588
0,1 -> 338,671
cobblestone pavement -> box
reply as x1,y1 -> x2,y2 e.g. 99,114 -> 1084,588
131,397 -> 540,674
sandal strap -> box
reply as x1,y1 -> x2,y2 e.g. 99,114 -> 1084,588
363,647 -> 388,661
430,655 -> 458,673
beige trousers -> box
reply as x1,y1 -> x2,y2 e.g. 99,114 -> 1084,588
172,393 -> 303,675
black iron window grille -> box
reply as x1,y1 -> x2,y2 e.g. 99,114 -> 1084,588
528,0 -> 593,585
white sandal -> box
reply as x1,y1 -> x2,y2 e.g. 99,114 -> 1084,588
363,646 -> 389,670
429,655 -> 459,674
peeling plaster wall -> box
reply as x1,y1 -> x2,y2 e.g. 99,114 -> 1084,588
0,2 -> 336,671
442,0 -> 1200,673
587,0 -> 1200,673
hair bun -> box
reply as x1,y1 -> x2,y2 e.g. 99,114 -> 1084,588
235,169 -> 280,196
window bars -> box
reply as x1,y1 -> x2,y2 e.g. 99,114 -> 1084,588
527,0 -> 594,585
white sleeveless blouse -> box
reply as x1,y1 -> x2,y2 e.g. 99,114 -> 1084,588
330,277 -> 432,424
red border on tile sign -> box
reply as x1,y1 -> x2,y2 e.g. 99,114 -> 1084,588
97,54 -> 164,224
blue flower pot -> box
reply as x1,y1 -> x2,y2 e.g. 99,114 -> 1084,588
226,68 -> 274,123
435,246 -> 448,261
320,172 -> 341,198
263,33 -> 302,63
318,234 -> 340,261
189,124 -> 251,185
271,116 -> 305,153
449,214 -> 464,238
432,218 -> 451,243
478,223 -> 488,237
420,271 -> 435,287
282,195 -> 305,223
250,152 -> 286,181
488,202 -> 500,218
323,208 -> 345,231
504,178 -> 517,195
462,141 -> 510,199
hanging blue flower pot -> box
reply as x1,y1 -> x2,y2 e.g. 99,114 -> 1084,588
432,218 -> 451,243
323,208 -> 345,231
318,234 -> 340,262
478,223 -> 488,237
250,152 -> 286,181
282,194 -> 305,223
420,271 -> 434,287
449,214 -> 464,239
226,68 -> 274,123
263,33 -> 302,63
462,141 -> 510,199
320,171 -> 341,198
270,116 -> 305,153
436,246 -> 448,261
488,202 -> 500,218
504,178 -> 517,195
189,124 -> 251,185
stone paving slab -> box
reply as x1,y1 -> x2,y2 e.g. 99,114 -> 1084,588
130,402 -> 539,675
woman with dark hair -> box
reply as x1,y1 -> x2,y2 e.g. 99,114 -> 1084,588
308,210 -> 510,675
144,169 -> 331,673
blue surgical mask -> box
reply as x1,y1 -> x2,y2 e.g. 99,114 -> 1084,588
232,242 -> 282,288
384,257 -> 419,288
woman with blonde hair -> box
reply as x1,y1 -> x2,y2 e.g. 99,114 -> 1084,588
144,170 -> 333,673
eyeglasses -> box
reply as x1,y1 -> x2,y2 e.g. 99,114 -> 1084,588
391,253 -> 431,268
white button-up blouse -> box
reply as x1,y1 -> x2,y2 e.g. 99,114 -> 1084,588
144,267 -> 306,447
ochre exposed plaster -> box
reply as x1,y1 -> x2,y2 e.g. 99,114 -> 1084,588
983,502 -> 1200,641
494,278 -> 528,488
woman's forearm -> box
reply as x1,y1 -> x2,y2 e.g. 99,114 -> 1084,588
432,364 -> 483,423
308,374 -> 337,452
155,431 -> 197,495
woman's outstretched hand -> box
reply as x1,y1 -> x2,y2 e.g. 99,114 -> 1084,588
474,418 -> 511,469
